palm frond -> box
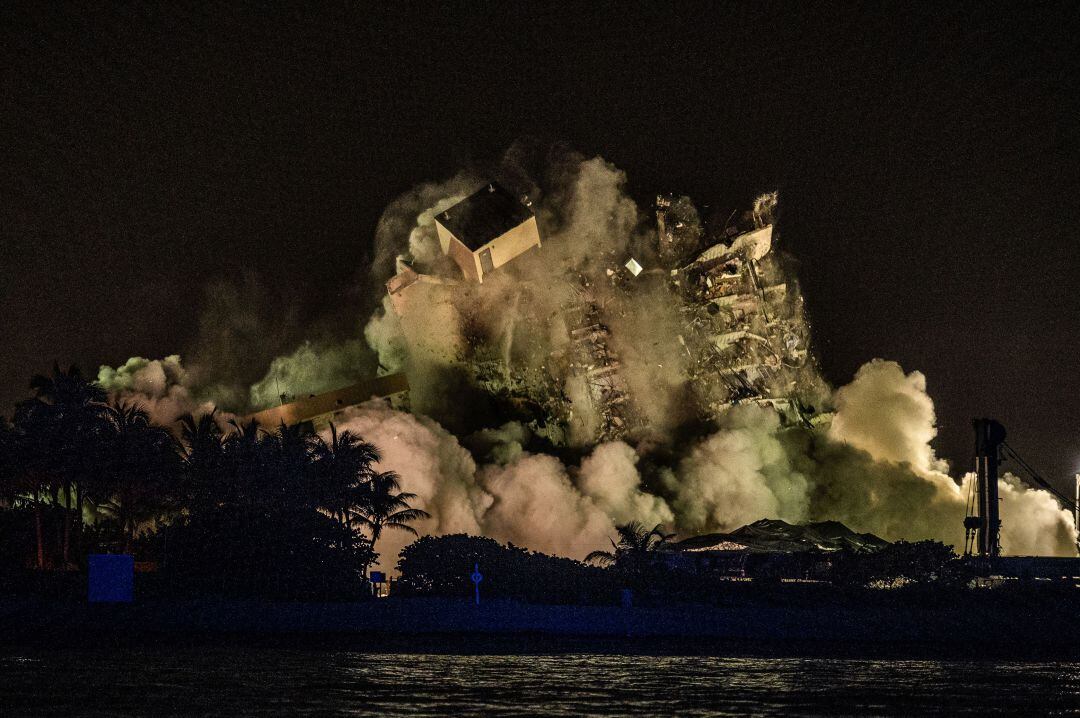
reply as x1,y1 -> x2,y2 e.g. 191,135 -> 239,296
382,521 -> 420,537
585,550 -> 615,565
388,507 -> 430,523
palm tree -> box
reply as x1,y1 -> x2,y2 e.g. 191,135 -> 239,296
178,409 -> 225,511
221,418 -> 267,510
6,409 -> 50,568
585,522 -> 675,568
14,364 -> 107,566
28,363 -> 107,407
216,419 -> 322,522
311,423 -> 379,536
264,421 -> 317,503
96,400 -> 181,552
352,470 -> 429,574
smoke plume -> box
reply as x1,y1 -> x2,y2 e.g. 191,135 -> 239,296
96,355 -> 215,425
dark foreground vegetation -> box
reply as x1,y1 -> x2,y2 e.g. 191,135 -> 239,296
396,529 -> 980,608
2,363 -> 1077,652
5,528 -> 1080,656
0,365 -> 426,600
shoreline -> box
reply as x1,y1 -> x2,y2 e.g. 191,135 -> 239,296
3,596 -> 1079,658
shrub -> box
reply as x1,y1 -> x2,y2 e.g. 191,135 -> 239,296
396,534 -> 617,605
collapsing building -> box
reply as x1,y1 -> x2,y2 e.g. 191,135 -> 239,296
377,180 -> 828,446
666,192 -> 825,427
562,297 -> 638,442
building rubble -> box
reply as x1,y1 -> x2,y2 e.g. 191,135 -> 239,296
374,184 -> 829,445
565,297 -> 637,442
665,192 -> 825,428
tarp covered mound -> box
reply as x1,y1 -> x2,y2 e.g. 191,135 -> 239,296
676,518 -> 889,554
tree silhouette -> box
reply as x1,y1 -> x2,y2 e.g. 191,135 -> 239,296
0,367 -> 419,599
352,470 -> 429,574
12,364 -> 107,567
162,413 -> 377,599
27,363 -> 108,409
262,421 -> 317,506
220,418 -> 268,511
311,422 -> 379,558
177,409 -> 225,512
585,522 -> 675,569
95,400 -> 181,552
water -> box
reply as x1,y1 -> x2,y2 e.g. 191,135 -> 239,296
2,650 -> 1080,716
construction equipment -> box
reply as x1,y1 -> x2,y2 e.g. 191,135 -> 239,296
964,418 -> 1080,557
965,418 -> 1006,557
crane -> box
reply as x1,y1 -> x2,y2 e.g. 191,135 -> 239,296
964,418 -> 1080,557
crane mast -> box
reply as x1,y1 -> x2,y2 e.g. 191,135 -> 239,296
964,418 -> 1006,558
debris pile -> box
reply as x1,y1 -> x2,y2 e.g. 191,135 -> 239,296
670,200 -> 824,428
676,518 -> 890,554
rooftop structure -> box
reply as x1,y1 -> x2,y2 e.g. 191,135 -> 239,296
434,182 -> 541,282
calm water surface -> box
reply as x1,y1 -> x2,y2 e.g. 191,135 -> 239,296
2,649 -> 1079,716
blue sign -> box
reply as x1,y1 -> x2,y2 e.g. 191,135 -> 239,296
471,563 -> 483,605
370,571 -> 386,584
88,554 -> 134,603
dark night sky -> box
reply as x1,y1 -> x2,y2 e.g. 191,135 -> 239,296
2,3 -> 1078,489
